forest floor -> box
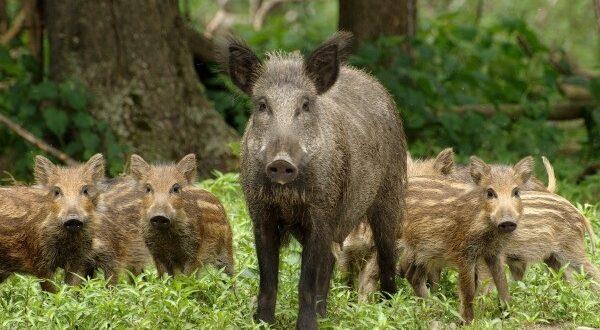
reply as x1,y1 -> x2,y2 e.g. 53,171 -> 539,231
0,173 -> 598,329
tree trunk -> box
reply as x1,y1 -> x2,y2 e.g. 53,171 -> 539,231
43,0 -> 239,177
338,0 -> 417,44
0,0 -> 7,33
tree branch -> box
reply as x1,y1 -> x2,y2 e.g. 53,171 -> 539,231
204,0 -> 232,38
450,101 -> 596,121
252,0 -> 312,30
0,5 -> 28,45
0,112 -> 77,165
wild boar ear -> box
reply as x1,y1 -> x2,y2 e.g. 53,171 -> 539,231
305,31 -> 353,95
176,154 -> 197,184
225,37 -> 262,95
85,153 -> 105,183
34,155 -> 56,186
434,148 -> 455,175
513,156 -> 534,184
129,154 -> 150,181
469,156 -> 490,185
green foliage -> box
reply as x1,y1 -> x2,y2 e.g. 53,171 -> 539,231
0,173 -> 598,329
0,47 -> 127,180
352,15 -> 563,161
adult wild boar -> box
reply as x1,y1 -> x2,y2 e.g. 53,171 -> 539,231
224,32 -> 407,329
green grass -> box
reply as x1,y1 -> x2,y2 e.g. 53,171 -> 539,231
0,173 -> 598,329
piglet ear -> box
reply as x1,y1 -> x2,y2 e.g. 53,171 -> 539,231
176,154 -> 197,184
469,156 -> 490,185
513,156 -> 534,185
84,153 -> 105,183
34,155 -> 56,186
224,37 -> 262,94
433,148 -> 455,175
305,31 -> 353,94
129,154 -> 150,181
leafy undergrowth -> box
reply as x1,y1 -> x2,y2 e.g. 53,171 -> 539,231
0,173 -> 598,329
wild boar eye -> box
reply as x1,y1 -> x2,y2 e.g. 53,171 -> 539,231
486,188 -> 497,199
171,183 -> 181,194
145,184 -> 152,194
513,188 -> 520,197
81,185 -> 90,197
52,187 -> 62,198
257,101 -> 268,113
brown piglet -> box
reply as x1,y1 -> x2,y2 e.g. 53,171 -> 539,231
401,156 -> 534,323
129,154 -> 234,277
0,155 -> 105,291
90,176 -> 154,283
335,148 -> 455,301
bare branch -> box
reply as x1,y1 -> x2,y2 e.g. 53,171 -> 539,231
0,112 -> 77,165
205,0 -> 232,38
0,5 -> 28,45
253,0 -> 285,29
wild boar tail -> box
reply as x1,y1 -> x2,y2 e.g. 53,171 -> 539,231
541,156 -> 557,193
575,205 -> 596,254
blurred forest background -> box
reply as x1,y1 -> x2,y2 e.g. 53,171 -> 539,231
0,0 -> 598,201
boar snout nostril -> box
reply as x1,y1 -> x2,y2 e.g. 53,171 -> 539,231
265,159 -> 298,185
498,221 -> 517,233
63,218 -> 84,232
150,216 -> 171,229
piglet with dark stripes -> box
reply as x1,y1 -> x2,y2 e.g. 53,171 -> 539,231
129,154 -> 234,277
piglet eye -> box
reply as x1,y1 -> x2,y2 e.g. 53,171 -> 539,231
486,188 -> 496,199
302,99 -> 310,112
145,184 -> 152,194
52,187 -> 62,198
513,188 -> 520,197
171,183 -> 181,194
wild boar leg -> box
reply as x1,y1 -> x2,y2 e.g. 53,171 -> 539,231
297,233 -> 332,330
484,255 -> 511,304
367,194 -> 400,297
507,258 -> 527,281
155,260 -> 168,278
564,255 -> 600,290
38,272 -> 58,293
252,207 -> 281,325
457,263 -> 477,324
357,253 -> 379,301
427,267 -> 441,292
315,252 -> 335,317
64,265 -> 85,286
407,263 -> 429,298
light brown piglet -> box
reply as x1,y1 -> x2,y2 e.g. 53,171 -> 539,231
129,154 -> 234,277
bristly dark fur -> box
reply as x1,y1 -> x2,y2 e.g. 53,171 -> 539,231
226,31 -> 405,329
217,35 -> 263,94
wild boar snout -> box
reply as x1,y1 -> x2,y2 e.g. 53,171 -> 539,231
266,154 -> 298,185
150,215 -> 171,229
62,214 -> 85,232
497,216 -> 517,233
